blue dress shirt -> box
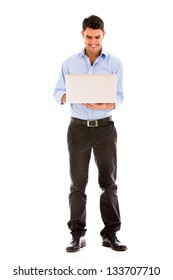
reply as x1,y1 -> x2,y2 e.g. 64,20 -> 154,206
54,48 -> 124,120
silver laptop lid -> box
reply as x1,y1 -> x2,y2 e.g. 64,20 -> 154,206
66,74 -> 116,103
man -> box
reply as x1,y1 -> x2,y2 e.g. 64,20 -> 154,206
54,15 -> 127,252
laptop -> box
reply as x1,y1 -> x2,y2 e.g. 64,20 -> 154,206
66,74 -> 116,103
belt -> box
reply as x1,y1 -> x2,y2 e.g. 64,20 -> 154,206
70,116 -> 113,127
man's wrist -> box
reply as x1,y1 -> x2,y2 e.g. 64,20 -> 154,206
61,94 -> 66,104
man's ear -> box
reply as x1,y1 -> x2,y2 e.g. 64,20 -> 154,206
81,31 -> 84,38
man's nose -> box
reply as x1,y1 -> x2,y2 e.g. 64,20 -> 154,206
90,38 -> 97,44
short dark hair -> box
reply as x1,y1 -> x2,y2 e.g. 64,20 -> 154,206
82,15 -> 104,31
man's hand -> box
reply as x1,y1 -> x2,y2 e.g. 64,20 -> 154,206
82,103 -> 115,110
61,94 -> 66,104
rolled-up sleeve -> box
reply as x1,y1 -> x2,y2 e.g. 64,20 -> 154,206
54,63 -> 68,105
115,60 -> 124,108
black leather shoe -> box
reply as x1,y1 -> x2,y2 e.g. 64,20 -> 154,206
66,237 -> 86,252
102,233 -> 127,251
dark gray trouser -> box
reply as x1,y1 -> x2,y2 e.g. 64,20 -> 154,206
67,122 -> 121,238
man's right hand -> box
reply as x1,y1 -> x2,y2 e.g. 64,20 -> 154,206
61,94 -> 66,104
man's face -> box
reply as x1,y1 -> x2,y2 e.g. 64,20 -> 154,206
81,28 -> 105,55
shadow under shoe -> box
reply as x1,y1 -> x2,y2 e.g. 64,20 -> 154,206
102,232 -> 127,251
66,237 -> 86,252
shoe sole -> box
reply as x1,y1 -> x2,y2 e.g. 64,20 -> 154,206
66,240 -> 86,253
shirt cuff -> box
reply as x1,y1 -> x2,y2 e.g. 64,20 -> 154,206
54,91 -> 66,105
115,93 -> 124,109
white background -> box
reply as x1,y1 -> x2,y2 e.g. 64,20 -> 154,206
0,0 -> 173,279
